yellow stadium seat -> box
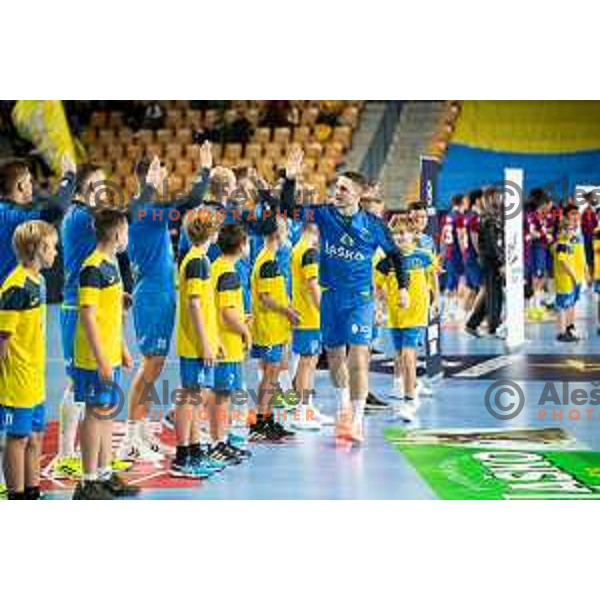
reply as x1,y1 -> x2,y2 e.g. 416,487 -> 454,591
99,129 -> 116,146
104,144 -> 123,161
176,128 -> 192,144
211,143 -> 223,161
246,108 -> 260,126
256,157 -> 274,181
175,158 -> 193,176
186,109 -> 202,128
156,129 -> 173,145
341,106 -> 359,128
145,143 -> 162,159
264,142 -> 283,160
165,109 -> 181,128
254,127 -> 271,144
293,126 -> 311,144
136,130 -> 155,146
125,144 -> 142,161
169,174 -> 183,192
304,141 -> 323,160
301,107 -> 319,126
332,126 -> 352,149
318,157 -> 337,178
224,143 -> 243,162
273,127 -> 291,146
166,142 -> 183,161
245,143 -> 262,161
90,112 -> 108,128
108,112 -> 124,128
325,141 -> 344,161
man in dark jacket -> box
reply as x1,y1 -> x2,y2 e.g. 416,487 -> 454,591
465,187 -> 505,337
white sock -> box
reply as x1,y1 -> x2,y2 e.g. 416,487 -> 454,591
98,466 -> 112,481
335,387 -> 351,416
125,420 -> 143,443
393,377 -> 404,395
279,369 -> 293,393
352,397 -> 367,424
58,388 -> 83,457
82,472 -> 97,482
288,353 -> 300,382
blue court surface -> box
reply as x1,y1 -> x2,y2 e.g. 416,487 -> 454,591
41,292 -> 600,499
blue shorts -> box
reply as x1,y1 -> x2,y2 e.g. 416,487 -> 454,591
214,362 -> 244,393
530,244 -> 547,279
573,283 -> 582,304
556,292 -> 575,311
390,327 -> 425,350
251,344 -> 285,364
73,367 -> 123,407
0,403 -> 46,437
133,291 -> 175,357
292,329 -> 322,356
545,250 -> 554,277
180,357 -> 215,389
60,306 -> 78,378
594,281 -> 600,294
321,289 -> 374,347
445,261 -> 464,292
465,261 -> 482,290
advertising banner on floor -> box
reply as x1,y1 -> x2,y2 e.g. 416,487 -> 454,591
385,427 -> 600,500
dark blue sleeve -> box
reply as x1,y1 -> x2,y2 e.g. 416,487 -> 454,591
371,215 -> 408,289
36,171 -> 76,222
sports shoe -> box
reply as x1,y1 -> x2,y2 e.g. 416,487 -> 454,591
268,416 -> 296,438
228,430 -> 248,448
464,325 -> 482,338
335,410 -> 353,441
141,428 -> 166,456
170,458 -> 212,479
72,480 -> 115,500
118,437 -> 164,463
393,399 -> 418,423
416,379 -> 434,398
102,473 -> 141,497
208,442 -> 242,465
312,405 -> 334,426
225,441 -> 252,460
248,419 -> 285,442
111,458 -> 133,473
52,455 -> 83,480
365,392 -> 390,411
556,332 -> 577,343
191,450 -> 227,472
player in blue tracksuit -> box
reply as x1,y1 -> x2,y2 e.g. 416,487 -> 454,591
279,148 -> 408,443
0,158 -> 75,285
121,146 -> 212,460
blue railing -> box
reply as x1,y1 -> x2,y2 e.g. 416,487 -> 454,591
360,101 -> 404,179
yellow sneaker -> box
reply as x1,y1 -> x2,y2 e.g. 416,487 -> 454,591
52,455 -> 83,480
111,458 -> 133,473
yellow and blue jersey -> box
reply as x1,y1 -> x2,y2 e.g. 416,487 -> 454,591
177,245 -> 219,359
0,264 -> 46,408
554,234 -> 576,295
74,249 -> 123,370
251,246 -> 291,346
376,246 -> 434,329
291,237 -> 320,330
212,255 -> 245,363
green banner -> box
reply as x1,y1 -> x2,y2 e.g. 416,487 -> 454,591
385,427 -> 600,500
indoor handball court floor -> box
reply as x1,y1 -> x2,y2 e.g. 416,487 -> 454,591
40,292 -> 600,499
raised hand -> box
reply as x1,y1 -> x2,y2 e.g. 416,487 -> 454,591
146,156 -> 162,189
285,146 -> 304,180
199,141 -> 213,170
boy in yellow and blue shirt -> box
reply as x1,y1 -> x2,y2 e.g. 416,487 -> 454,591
554,217 -> 578,342
375,212 -> 437,421
0,221 -> 58,500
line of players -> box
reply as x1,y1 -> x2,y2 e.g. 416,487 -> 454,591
0,146 -> 442,499
439,187 -> 600,341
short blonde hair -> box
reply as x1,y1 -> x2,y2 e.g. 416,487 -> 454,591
12,220 -> 57,264
183,208 -> 221,245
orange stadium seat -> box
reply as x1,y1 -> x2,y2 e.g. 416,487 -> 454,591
99,129 -> 116,146
165,142 -> 183,161
325,141 -> 344,161
125,144 -> 142,161
176,128 -> 193,144
108,112 -> 124,128
246,107 -> 260,126
304,141 -> 323,160
117,127 -> 133,143
256,157 -> 274,180
145,143 -> 162,158
104,144 -> 124,161
165,109 -> 181,128
185,109 -> 202,128
318,157 -> 337,178
341,106 -> 359,127
169,174 -> 183,192
301,107 -> 319,126
175,158 -> 193,176
136,130 -> 155,146
211,143 -> 223,161
90,112 -> 108,128
156,129 -> 173,145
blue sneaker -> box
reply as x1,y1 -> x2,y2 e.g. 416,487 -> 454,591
169,458 -> 211,479
228,431 -> 248,448
191,452 -> 226,473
